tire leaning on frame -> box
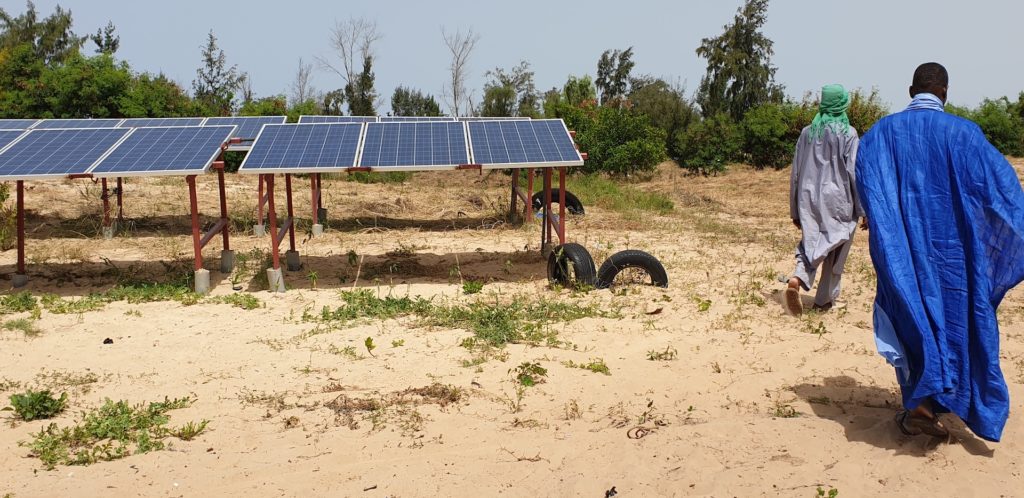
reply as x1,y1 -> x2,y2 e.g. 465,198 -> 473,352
531,189 -> 585,215
547,243 -> 597,289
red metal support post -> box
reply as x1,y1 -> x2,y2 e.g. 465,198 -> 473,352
510,169 -> 519,221
265,175 -> 281,270
16,180 -> 25,276
101,178 -> 111,228
217,165 -> 230,251
526,168 -> 535,219
311,173 -> 319,226
542,168 -> 553,251
557,167 -> 567,244
186,175 -> 203,271
116,177 -> 124,221
285,174 -> 296,251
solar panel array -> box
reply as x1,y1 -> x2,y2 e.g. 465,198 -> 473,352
298,116 -> 378,124
33,118 -> 125,129
0,130 -> 27,151
204,116 -> 286,139
0,128 -> 131,180
120,117 -> 206,128
91,126 -> 236,177
379,116 -> 457,122
240,118 -> 581,174
239,123 -> 363,173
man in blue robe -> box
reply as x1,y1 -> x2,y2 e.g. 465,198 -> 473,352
856,63 -> 1024,441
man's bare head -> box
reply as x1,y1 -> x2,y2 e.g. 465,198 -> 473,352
910,63 -> 949,103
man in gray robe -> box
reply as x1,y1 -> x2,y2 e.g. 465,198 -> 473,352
785,84 -> 863,315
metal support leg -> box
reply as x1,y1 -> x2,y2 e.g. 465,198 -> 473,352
541,168 -> 553,253
526,168 -> 535,219
116,177 -> 123,222
264,174 -> 285,292
557,167 -> 566,245
255,175 -> 267,236
187,175 -> 203,272
284,174 -> 300,271
101,178 -> 114,239
13,181 -> 27,288
217,166 -> 234,274
510,169 -> 519,222
311,173 -> 323,236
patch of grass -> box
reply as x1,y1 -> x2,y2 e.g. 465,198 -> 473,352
566,174 -> 674,216
8,390 -> 67,421
510,361 -> 548,387
391,339 -> 405,348
817,486 -> 839,498
308,289 -> 434,326
0,292 -> 38,315
3,318 -> 41,337
646,346 -> 678,361
39,294 -> 107,314
462,280 -> 484,295
344,171 -> 412,184
326,383 -> 461,433
692,296 -> 712,312
564,358 -> 611,375
206,293 -> 261,310
20,396 -> 206,469
803,320 -> 828,337
34,370 -> 101,394
328,344 -> 362,360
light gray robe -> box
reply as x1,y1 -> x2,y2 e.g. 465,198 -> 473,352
790,125 -> 862,303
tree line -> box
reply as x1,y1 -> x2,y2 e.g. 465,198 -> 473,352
2,0 -> 1022,178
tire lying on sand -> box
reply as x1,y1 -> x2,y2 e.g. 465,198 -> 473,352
547,243 -> 597,288
531,189 -> 585,215
596,250 -> 669,289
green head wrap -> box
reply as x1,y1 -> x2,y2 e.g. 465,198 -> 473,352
808,84 -> 850,141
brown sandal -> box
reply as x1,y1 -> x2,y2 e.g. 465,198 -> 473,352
895,410 -> 949,438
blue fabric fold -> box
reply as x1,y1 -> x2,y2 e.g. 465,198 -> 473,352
856,105 -> 1024,442
904,93 -> 946,112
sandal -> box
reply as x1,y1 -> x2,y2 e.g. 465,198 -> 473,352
895,410 -> 949,438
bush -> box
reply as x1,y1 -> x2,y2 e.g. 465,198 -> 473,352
575,105 -> 666,176
675,113 -> 741,175
9,390 -> 68,421
847,88 -> 889,135
741,103 -> 792,169
971,98 -> 1023,156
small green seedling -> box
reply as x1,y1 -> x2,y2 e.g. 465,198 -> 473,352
8,390 -> 68,421
364,337 -> 377,357
510,361 -> 548,387
391,339 -> 405,348
307,270 -> 319,289
463,280 -> 484,295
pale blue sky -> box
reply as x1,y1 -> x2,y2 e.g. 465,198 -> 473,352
6,0 -> 1022,111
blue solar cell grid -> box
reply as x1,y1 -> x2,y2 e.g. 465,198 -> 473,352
298,116 -> 377,124
359,122 -> 468,169
0,128 -> 130,180
467,119 -> 582,167
0,130 -> 26,150
204,116 -> 285,139
379,116 -> 456,122
457,117 -> 531,121
0,119 -> 40,130
90,126 -> 236,177
239,123 -> 363,173
33,119 -> 124,129
119,117 -> 206,128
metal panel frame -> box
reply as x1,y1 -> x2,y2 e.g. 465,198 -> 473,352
238,123 -> 365,175
0,127 -> 133,181
467,119 -> 584,169
358,121 -> 470,171
88,125 -> 237,178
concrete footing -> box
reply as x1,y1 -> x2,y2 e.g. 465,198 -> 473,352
285,250 -> 301,272
311,224 -> 324,237
194,269 -> 211,294
266,268 -> 286,293
102,224 -> 115,239
220,249 -> 235,274
12,274 -> 28,288
253,224 -> 266,237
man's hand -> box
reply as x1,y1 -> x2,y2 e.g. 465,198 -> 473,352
860,217 -> 869,231
792,218 -> 801,229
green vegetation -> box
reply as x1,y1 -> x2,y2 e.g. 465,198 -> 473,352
462,280 -> 484,295
343,171 -> 412,184
9,390 -> 67,421
510,361 -> 548,387
3,318 -> 40,337
646,346 -> 678,361
0,292 -> 38,314
566,174 -> 674,215
20,396 -> 208,469
563,358 -> 611,375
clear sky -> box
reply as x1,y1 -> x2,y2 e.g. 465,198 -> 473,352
6,0 -> 1023,112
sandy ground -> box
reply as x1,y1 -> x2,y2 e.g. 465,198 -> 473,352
1,162 -> 1023,497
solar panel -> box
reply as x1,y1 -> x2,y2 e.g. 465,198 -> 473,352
299,115 -> 377,124
119,117 -> 206,128
457,117 -> 531,121
0,119 -> 40,130
0,128 -> 130,180
0,130 -> 27,151
238,123 -> 363,173
359,122 -> 468,170
467,119 -> 583,168
203,116 -> 286,139
33,118 -> 125,129
379,116 -> 456,122
89,126 -> 236,177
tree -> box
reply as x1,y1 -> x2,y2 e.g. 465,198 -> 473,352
441,27 -> 479,116
480,61 -> 539,117
0,1 -> 84,64
577,106 -> 666,176
289,57 -> 315,108
119,72 -> 201,117
90,20 -> 118,55
0,43 -> 46,117
675,113 -> 742,175
344,55 -> 376,116
628,77 -> 698,160
391,86 -> 441,116
322,89 -> 345,115
40,53 -> 131,118
564,75 -> 597,106
595,47 -> 634,106
695,0 -> 783,120
318,17 -> 380,114
192,30 -> 244,116
240,95 -> 287,116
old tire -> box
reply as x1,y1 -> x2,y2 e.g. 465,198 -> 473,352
547,243 -> 597,288
596,250 -> 668,289
532,189 -> 584,215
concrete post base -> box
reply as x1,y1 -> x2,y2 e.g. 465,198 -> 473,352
285,250 -> 301,272
311,224 -> 324,237
194,269 -> 211,294
220,249 -> 235,274
102,225 -> 115,239
253,224 -> 266,237
266,268 -> 286,293
12,274 -> 29,288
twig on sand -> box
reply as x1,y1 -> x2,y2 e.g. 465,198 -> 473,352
455,254 -> 464,286
352,254 -> 365,290
500,447 -> 546,463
